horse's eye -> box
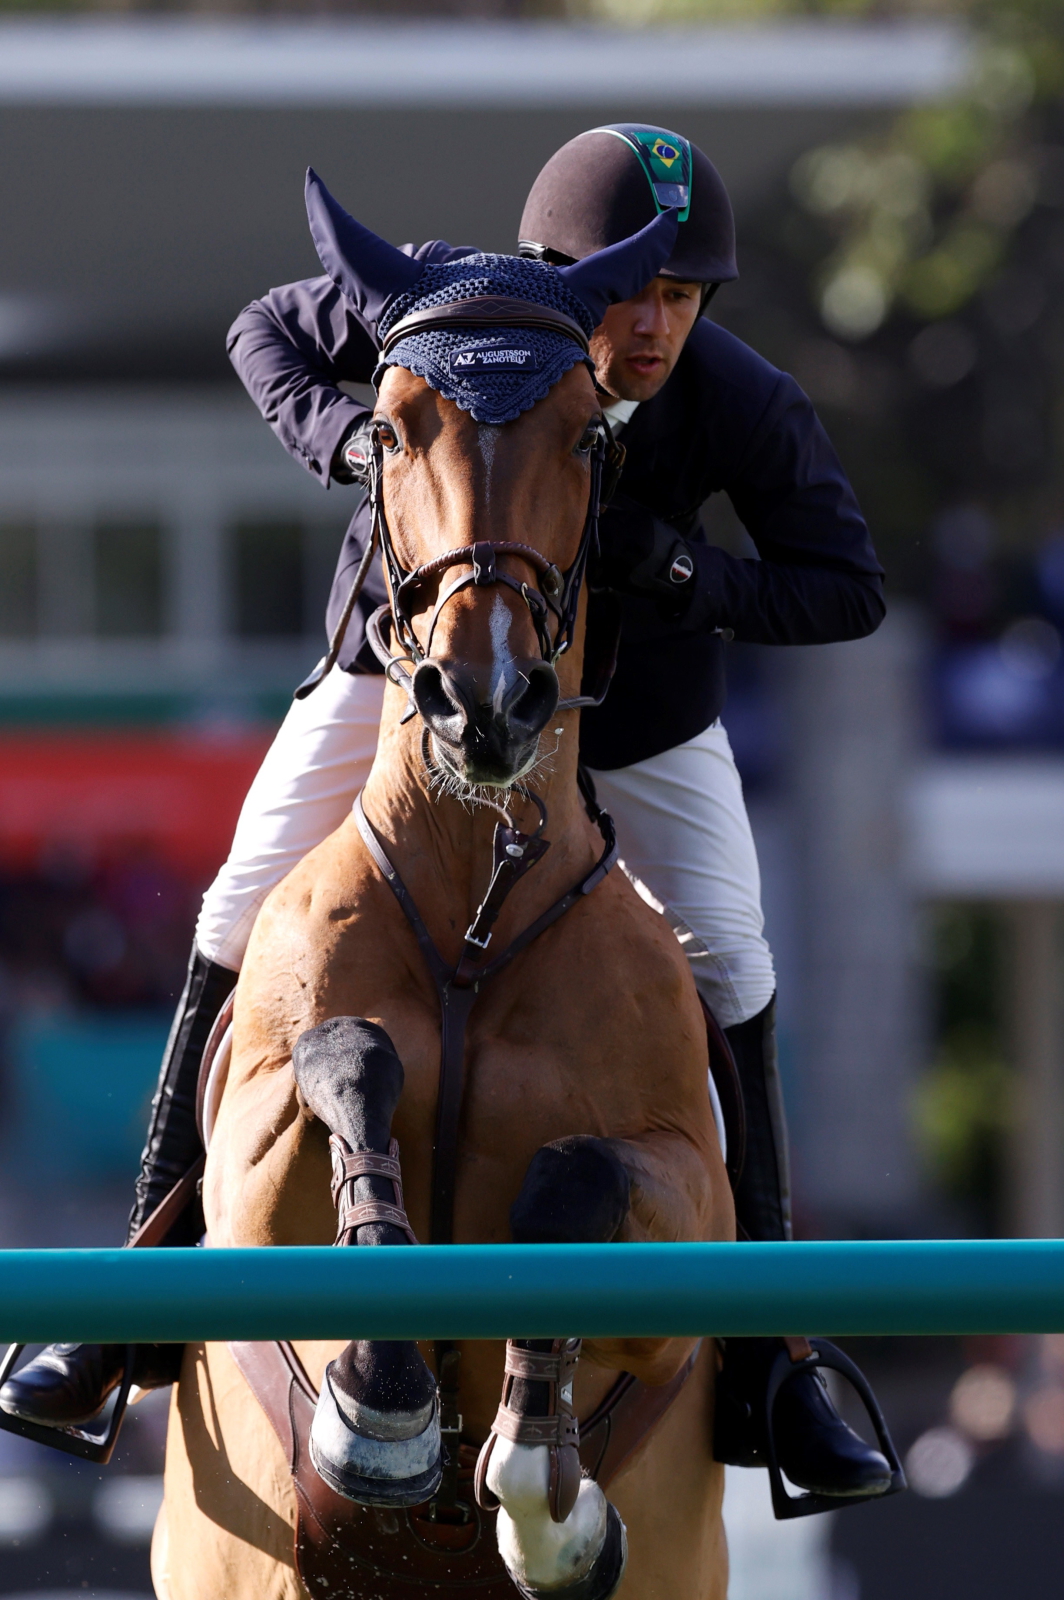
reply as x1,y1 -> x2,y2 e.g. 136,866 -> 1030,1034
376,421 -> 400,452
576,425 -> 599,456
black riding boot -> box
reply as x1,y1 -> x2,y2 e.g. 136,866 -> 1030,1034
713,997 -> 893,1502
0,945 -> 235,1431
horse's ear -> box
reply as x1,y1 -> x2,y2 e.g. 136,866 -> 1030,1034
556,208 -> 680,327
305,168 -> 426,323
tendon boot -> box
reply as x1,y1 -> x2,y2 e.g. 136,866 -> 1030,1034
293,1017 -> 443,1508
0,945 -> 235,1434
713,997 -> 895,1510
473,1137 -> 631,1600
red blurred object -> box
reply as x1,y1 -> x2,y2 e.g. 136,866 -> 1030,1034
0,730 -> 273,882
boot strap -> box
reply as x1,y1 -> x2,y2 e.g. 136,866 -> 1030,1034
475,1338 -> 583,1523
489,1406 -> 579,1448
504,1344 -> 580,1384
329,1134 -> 419,1246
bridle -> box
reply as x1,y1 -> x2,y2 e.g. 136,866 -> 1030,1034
296,300 -> 625,715
366,413 -> 624,719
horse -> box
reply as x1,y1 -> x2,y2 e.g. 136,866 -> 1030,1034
152,316 -> 734,1598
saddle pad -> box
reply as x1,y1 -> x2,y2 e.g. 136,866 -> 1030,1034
229,1339 -> 699,1600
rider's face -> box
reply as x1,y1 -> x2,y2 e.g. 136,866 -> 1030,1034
590,276 -> 704,403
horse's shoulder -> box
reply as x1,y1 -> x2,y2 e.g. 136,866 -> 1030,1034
560,866 -> 695,986
265,819 -> 385,935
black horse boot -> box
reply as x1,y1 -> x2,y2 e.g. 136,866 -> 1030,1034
713,997 -> 893,1503
0,944 -> 235,1432
293,1017 -> 442,1507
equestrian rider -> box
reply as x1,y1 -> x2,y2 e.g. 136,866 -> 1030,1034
0,125 -> 892,1507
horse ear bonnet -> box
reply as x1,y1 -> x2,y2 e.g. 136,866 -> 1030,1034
304,168 -> 678,426
518,125 -> 737,286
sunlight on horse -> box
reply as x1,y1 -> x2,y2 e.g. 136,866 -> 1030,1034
153,361 -> 734,1600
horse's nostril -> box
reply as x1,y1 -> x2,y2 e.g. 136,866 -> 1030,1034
508,664 -> 559,738
412,663 -> 464,728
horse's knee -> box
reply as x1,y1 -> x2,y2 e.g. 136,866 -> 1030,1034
292,1016 -> 404,1148
511,1136 -> 630,1245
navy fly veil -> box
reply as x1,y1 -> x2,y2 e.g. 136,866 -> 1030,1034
303,168 -> 680,424
377,256 -> 596,425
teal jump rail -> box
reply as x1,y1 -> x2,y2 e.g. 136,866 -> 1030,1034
0,1240 -> 1063,1344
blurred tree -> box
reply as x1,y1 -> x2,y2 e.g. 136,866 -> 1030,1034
563,0 -> 1064,614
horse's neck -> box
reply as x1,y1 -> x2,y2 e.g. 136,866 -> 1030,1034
360,690 -> 594,964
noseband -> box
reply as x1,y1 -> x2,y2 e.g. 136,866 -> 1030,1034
296,349 -> 624,716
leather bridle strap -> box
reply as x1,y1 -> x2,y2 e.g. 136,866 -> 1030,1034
352,790 -> 617,1248
381,296 -> 590,357
367,419 -> 615,712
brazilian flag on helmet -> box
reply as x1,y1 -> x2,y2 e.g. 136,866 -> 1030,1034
592,125 -> 693,221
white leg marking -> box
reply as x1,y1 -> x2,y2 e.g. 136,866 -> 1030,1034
486,1437 -> 608,1592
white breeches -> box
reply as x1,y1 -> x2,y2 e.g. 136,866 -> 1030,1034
196,669 -> 775,1029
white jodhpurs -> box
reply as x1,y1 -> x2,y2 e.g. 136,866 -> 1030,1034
196,669 -> 386,971
195,670 -> 775,1029
587,723 -> 775,1029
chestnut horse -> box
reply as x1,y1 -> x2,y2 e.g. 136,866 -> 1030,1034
152,357 -> 734,1600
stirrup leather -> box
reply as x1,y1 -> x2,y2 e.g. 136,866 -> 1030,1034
474,1338 -> 583,1523
329,1134 -> 419,1246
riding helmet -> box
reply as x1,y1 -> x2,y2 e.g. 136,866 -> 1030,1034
518,124 -> 737,286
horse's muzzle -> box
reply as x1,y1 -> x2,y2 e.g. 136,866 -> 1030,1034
413,656 -> 560,787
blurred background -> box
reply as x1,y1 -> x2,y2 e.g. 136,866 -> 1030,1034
0,0 -> 1062,1595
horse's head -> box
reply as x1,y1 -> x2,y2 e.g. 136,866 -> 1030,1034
373,362 -> 604,788
304,168 -> 679,791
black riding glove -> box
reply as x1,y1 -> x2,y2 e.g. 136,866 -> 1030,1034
592,498 -> 697,608
331,417 -> 375,485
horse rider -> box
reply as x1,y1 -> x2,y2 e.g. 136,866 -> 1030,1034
1,125 -> 893,1508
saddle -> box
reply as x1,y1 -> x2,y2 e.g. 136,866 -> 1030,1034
230,1336 -> 700,1600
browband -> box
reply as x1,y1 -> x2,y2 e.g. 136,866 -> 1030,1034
381,296 -> 590,357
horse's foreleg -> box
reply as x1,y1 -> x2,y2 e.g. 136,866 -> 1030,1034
585,1127 -> 727,1386
291,1016 -> 442,1507
476,1137 -> 631,1600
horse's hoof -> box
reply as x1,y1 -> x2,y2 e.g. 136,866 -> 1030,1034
513,1501 -> 628,1600
309,1361 -> 443,1507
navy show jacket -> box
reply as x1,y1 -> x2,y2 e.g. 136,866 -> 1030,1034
228,271 -> 885,770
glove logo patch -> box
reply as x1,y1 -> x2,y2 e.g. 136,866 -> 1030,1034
449,347 -> 540,374
669,552 -> 695,585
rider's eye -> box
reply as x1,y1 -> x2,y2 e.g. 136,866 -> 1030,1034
376,421 -> 400,451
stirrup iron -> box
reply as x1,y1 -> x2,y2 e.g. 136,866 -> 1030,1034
0,1343 -> 135,1464
764,1338 -> 906,1519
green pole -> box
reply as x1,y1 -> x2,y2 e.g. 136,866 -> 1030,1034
0,1241 -> 1062,1344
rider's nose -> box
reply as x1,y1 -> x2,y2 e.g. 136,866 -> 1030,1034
413,657 -> 559,747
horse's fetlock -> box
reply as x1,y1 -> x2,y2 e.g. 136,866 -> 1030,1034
485,1436 -> 551,1511
332,1339 -> 437,1419
495,1477 -> 610,1593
